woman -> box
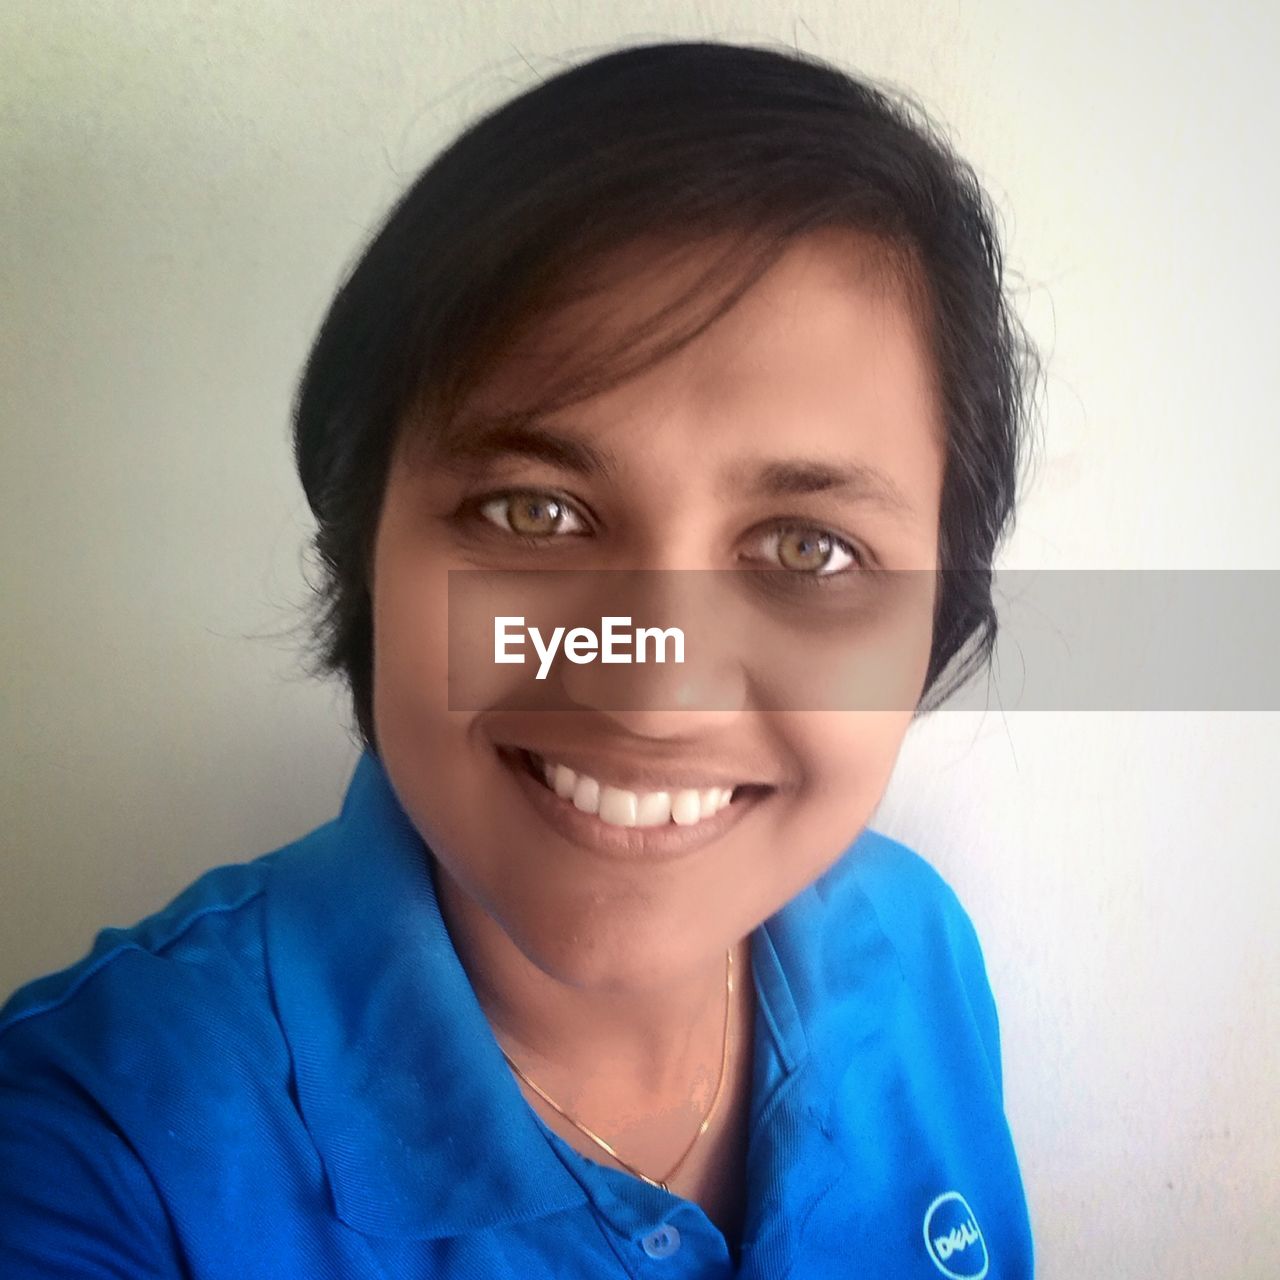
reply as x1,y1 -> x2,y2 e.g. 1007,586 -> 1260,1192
0,40 -> 1040,1278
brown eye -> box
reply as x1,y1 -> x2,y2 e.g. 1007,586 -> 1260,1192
778,528 -> 828,571
743,524 -> 862,576
772,526 -> 858,574
508,494 -> 562,535
477,491 -> 586,538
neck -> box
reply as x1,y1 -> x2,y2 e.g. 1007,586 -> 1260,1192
433,860 -> 746,1108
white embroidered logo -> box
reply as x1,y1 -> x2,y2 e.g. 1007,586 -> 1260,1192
922,1192 -> 989,1280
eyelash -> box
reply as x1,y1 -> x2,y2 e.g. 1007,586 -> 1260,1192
464,489 -> 870,580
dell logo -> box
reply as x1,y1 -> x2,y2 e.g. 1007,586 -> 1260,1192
922,1192 -> 988,1280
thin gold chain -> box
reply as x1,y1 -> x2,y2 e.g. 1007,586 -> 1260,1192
498,947 -> 734,1192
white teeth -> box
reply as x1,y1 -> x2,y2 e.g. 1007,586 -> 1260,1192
598,786 -> 638,827
527,754 -> 744,831
670,789 -> 702,826
572,775 -> 600,815
635,791 -> 672,827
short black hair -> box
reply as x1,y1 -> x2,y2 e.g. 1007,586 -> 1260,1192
292,40 -> 1043,755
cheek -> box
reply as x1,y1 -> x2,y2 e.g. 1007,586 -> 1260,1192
764,708 -> 917,894
801,574 -> 937,716
369,531 -> 534,863
373,576 -> 450,721
792,585 -> 935,833
796,709 -> 916,806
370,568 -> 501,883
369,527 -> 469,784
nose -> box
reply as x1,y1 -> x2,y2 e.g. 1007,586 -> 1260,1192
553,569 -> 750,735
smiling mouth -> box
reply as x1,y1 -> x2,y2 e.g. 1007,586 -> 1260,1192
503,746 -> 774,832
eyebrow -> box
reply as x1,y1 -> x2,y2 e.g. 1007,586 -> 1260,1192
434,416 -> 620,480
734,458 -> 917,518
434,415 -> 916,518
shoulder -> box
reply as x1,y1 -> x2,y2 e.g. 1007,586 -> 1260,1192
812,826 -> 1005,1094
815,827 -> 987,980
0,850 -> 283,1085
0,849 -> 298,1276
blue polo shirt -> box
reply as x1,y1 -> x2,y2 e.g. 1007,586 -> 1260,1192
0,750 -> 1034,1278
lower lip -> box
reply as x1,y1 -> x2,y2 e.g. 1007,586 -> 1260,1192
496,747 -> 768,864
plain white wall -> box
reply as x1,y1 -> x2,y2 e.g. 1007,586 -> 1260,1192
3,2 -> 1277,1276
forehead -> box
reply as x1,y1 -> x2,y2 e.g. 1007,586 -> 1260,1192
401,229 -> 944,524
464,229 -> 937,421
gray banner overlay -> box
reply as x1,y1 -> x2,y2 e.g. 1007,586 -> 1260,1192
446,570 -> 1280,711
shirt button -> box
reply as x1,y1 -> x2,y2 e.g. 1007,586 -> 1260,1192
641,1224 -> 682,1258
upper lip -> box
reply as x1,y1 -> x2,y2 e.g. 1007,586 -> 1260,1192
499,742 -> 775,794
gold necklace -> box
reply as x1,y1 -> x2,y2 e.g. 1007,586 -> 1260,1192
498,947 -> 734,1192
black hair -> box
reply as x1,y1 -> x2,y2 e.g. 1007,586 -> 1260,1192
292,40 -> 1043,755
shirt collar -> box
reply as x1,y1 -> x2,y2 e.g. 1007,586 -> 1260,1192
264,750 -> 587,1239
263,749 -> 892,1241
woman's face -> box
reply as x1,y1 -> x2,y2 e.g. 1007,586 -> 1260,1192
370,230 -> 945,989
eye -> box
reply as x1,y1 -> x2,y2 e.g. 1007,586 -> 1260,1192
475,490 -> 588,539
751,524 -> 863,576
